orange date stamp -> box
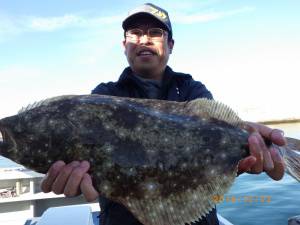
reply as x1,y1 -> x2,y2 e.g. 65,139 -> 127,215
212,195 -> 271,203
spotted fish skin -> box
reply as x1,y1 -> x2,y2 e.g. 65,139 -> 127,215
0,94 -> 255,224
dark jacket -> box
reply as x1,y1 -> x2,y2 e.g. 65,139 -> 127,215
91,66 -> 219,225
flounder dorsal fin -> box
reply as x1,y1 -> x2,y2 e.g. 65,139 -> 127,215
18,101 -> 45,114
184,98 -> 243,127
18,95 -> 78,114
120,172 -> 236,225
100,95 -> 240,125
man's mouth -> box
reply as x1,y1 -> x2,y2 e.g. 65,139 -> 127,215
137,50 -> 156,56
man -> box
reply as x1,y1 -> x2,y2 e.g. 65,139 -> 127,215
41,3 -> 286,225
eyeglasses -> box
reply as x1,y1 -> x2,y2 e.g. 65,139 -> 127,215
125,28 -> 167,42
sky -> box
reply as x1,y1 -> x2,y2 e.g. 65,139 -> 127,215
0,0 -> 300,121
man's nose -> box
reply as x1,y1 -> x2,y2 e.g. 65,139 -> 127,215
139,34 -> 150,44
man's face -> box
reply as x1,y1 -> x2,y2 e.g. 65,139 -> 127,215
123,16 -> 174,79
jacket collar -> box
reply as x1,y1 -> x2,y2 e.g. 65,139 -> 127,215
118,66 -> 175,84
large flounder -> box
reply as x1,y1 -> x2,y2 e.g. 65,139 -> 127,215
0,94 -> 299,225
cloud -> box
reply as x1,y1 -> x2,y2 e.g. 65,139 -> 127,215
173,6 -> 255,24
0,13 -> 124,40
0,14 -> 27,42
0,5 -> 254,39
29,14 -> 81,31
28,14 -> 124,31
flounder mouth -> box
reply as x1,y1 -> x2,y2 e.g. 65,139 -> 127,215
0,127 -> 11,152
0,128 -> 3,142
0,129 -> 4,149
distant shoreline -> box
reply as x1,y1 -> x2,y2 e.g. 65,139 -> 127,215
259,118 -> 300,125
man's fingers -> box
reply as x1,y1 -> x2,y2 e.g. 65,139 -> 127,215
265,148 -> 285,180
64,161 -> 90,197
262,149 -> 274,171
242,122 -> 286,181
248,133 -> 264,173
52,161 -> 80,194
257,134 -> 274,171
80,174 -> 99,202
41,160 -> 66,193
246,122 -> 271,137
269,129 -> 286,146
249,132 -> 275,172
246,122 -> 286,146
237,156 -> 256,175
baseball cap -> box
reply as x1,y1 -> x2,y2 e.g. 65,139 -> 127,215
122,3 -> 173,38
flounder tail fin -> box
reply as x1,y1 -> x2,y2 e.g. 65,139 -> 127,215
280,137 -> 300,181
286,137 -> 300,152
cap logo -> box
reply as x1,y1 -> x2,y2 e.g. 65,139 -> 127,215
149,6 -> 167,20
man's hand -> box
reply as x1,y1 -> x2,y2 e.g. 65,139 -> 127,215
41,160 -> 99,202
237,122 -> 286,180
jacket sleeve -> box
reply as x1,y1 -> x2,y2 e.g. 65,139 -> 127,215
91,82 -> 115,95
185,79 -> 214,101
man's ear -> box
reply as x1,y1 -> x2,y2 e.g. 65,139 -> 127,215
122,40 -> 127,55
168,39 -> 174,54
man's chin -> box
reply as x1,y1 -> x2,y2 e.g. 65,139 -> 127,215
135,64 -> 156,73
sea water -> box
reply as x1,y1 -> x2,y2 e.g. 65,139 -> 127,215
218,122 -> 300,225
217,171 -> 300,224
0,156 -> 23,168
